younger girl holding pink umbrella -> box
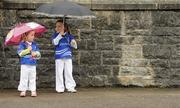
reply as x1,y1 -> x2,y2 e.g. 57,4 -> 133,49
5,22 -> 46,97
17,30 -> 41,97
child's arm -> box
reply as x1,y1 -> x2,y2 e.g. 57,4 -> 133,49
32,44 -> 41,59
52,33 -> 63,45
17,45 -> 32,57
70,39 -> 77,49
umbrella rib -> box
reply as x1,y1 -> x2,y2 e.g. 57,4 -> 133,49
33,12 -> 96,19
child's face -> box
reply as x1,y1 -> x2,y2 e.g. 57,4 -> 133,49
26,30 -> 35,42
55,22 -> 64,33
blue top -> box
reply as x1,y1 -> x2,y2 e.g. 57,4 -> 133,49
17,42 -> 40,65
51,32 -> 74,59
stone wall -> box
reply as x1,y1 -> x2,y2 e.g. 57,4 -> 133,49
0,0 -> 180,88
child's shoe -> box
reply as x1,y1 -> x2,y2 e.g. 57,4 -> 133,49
31,91 -> 37,97
20,91 -> 26,97
57,90 -> 64,93
67,88 -> 77,93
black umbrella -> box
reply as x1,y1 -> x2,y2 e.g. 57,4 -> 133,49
33,0 -> 96,21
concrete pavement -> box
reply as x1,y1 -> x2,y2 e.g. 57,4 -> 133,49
0,88 -> 179,108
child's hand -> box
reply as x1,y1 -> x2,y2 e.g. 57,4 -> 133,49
31,52 -> 37,57
60,31 -> 64,36
71,40 -> 77,49
27,46 -> 32,51
71,40 -> 76,45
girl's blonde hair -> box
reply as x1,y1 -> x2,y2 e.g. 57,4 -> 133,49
21,32 -> 28,42
21,30 -> 34,42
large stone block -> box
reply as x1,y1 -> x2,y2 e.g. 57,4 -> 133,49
120,66 -> 153,76
67,19 -> 91,29
153,68 -> 171,79
92,11 -> 121,30
79,29 -> 99,39
118,76 -> 154,86
152,11 -> 180,27
78,65 -> 112,76
121,50 -> 142,59
125,11 -> 152,30
165,36 -> 180,45
120,59 -> 150,67
170,59 -> 180,68
151,27 -> 180,36
80,51 -> 101,65
100,30 -> 121,35
126,29 -> 151,36
1,10 -> 18,27
143,45 -> 171,59
115,36 -> 151,45
97,37 -> 113,50
86,39 -> 96,50
89,75 -> 109,87
102,51 -> 122,58
148,36 -> 180,45
121,45 -> 142,52
103,58 -> 120,65
149,59 -> 170,68
171,45 -> 180,59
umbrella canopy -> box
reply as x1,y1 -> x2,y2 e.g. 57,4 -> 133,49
33,1 -> 96,19
4,22 -> 47,46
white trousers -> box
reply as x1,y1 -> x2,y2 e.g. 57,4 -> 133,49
55,59 -> 76,92
18,65 -> 36,92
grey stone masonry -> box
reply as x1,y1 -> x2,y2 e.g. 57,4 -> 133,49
0,0 -> 180,88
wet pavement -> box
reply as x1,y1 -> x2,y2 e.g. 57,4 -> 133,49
0,88 -> 179,108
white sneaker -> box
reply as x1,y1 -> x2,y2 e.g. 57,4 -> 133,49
20,91 -> 26,97
57,90 -> 64,93
67,89 -> 77,93
31,91 -> 37,97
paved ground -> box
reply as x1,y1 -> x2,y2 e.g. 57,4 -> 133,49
0,88 -> 179,108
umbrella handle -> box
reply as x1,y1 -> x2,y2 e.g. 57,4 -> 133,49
63,15 -> 66,24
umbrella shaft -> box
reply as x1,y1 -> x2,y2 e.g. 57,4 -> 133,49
63,15 -> 66,24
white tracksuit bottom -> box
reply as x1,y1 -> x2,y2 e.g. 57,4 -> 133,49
55,59 -> 76,92
18,65 -> 36,92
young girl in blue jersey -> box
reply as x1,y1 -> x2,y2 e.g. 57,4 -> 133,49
17,30 -> 41,97
51,19 -> 77,93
